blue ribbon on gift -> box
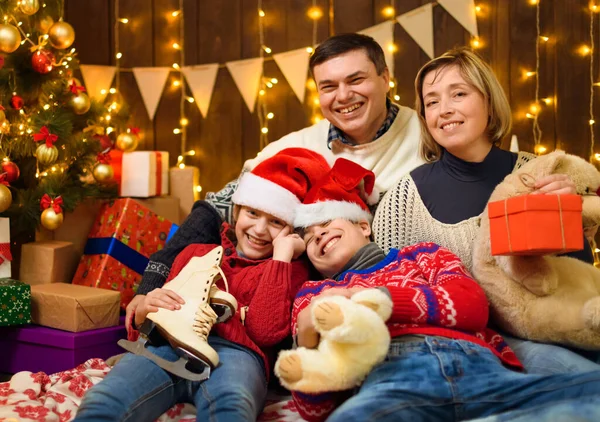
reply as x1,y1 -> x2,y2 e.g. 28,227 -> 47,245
83,238 -> 149,275
167,224 -> 179,242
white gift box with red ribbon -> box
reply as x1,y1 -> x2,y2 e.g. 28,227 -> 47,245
120,151 -> 169,198
0,218 -> 12,278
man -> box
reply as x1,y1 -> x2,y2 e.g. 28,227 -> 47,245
126,33 -> 424,324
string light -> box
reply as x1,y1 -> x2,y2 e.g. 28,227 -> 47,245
589,3 -> 597,162
308,0 -> 323,125
531,0 -> 542,150
257,0 -> 276,148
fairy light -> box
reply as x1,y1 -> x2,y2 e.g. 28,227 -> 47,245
382,6 -> 395,18
309,0 -> 323,124
589,4 -> 597,162
307,6 -> 323,20
531,0 -> 542,151
257,0 -> 273,148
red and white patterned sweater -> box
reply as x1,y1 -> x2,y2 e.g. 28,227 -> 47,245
290,242 -> 522,422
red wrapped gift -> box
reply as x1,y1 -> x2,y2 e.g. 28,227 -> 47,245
72,198 -> 177,308
488,194 -> 583,256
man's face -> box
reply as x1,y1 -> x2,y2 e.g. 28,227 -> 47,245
313,50 -> 390,145
302,218 -> 371,278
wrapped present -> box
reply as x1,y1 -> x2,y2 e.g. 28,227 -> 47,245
0,218 -> 12,278
489,194 -> 583,256
0,315 -> 126,374
0,278 -> 31,326
120,151 -> 169,198
169,166 -> 200,222
72,198 -> 175,308
20,241 -> 78,285
30,283 -> 120,332
135,195 -> 181,225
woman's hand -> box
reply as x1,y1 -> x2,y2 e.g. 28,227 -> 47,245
133,288 -> 185,328
532,174 -> 576,195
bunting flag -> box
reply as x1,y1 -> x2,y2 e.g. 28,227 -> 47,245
510,134 -> 519,153
132,67 -> 171,120
79,65 -> 116,103
182,64 -> 220,118
225,57 -> 264,113
358,21 -> 395,75
397,3 -> 435,59
273,47 -> 311,104
437,0 -> 479,37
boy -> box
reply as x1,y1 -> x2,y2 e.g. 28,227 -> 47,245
278,158 -> 600,422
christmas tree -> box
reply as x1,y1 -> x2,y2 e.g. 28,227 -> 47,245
0,0 -> 130,237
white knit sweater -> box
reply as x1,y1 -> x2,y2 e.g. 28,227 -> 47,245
373,152 -> 535,272
243,105 -> 425,193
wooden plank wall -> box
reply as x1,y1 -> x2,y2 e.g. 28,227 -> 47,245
65,0 -> 600,196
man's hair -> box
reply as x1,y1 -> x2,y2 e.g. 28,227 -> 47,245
309,33 -> 387,76
414,46 -> 512,162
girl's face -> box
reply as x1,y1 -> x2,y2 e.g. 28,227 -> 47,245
422,65 -> 492,162
234,206 -> 287,260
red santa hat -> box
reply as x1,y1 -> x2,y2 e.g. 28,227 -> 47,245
294,158 -> 379,228
232,148 -> 331,225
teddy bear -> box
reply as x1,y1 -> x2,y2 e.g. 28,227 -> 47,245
274,288 -> 392,393
472,150 -> 600,350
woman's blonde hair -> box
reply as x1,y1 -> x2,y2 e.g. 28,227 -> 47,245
415,47 -> 512,162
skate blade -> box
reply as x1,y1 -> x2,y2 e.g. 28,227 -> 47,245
211,302 -> 235,323
117,338 -> 212,382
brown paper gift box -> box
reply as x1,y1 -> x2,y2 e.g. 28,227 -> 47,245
169,166 -> 200,223
20,241 -> 79,285
135,196 -> 181,225
30,283 -> 120,332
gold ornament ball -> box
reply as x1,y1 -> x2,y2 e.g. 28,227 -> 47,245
116,133 -> 138,152
69,92 -> 91,115
19,0 -> 40,15
0,24 -> 22,53
37,15 -> 54,35
48,21 -> 75,50
36,144 -> 59,165
93,163 -> 114,183
0,184 -> 12,213
0,120 -> 10,135
41,208 -> 63,231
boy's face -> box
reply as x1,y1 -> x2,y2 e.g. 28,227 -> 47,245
235,206 -> 287,260
302,218 -> 371,278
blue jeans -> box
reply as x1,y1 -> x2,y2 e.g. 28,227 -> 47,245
327,337 -> 600,422
74,336 -> 267,422
502,334 -> 600,374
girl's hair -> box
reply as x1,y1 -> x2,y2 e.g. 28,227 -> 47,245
414,47 -> 512,162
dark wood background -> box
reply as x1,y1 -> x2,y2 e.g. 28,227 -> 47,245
65,0 -> 600,196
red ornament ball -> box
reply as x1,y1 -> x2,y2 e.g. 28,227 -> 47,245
1,160 -> 19,183
31,49 -> 54,74
10,95 -> 23,110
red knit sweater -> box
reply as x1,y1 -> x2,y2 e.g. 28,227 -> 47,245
290,242 -> 522,422
131,223 -> 310,380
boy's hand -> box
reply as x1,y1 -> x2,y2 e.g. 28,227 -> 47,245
134,288 -> 185,328
125,295 -> 144,332
273,226 -> 306,262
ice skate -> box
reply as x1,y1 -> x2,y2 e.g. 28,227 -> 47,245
119,246 -> 236,381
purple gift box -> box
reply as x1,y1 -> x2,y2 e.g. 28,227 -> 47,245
0,316 -> 126,375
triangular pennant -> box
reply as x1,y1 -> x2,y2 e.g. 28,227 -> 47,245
181,64 -> 220,118
225,57 -> 264,113
273,47 -> 311,104
358,20 -> 395,75
438,0 -> 478,37
510,134 -> 519,153
132,67 -> 171,120
397,4 -> 435,59
79,65 -> 116,103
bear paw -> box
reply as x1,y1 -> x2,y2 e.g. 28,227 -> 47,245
313,300 -> 344,332
275,352 -> 303,385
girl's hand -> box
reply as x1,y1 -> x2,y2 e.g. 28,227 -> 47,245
273,226 -> 306,262
134,288 -> 185,328
532,174 -> 576,195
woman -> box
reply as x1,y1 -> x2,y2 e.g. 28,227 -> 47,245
373,46 -> 599,374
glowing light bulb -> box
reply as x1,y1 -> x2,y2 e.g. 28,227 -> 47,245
526,113 -> 535,119
271,78 -> 278,84
258,9 -> 265,17
109,88 -> 117,94
180,118 -> 189,126
540,36 -> 549,42
119,18 -> 129,23
387,43 -> 398,53
389,81 -> 395,88
259,89 -> 265,96
529,104 -> 539,114
579,45 -> 592,56
394,95 -> 400,101
542,97 -> 553,105
172,42 -> 180,49
307,7 -> 323,20
471,37 -> 482,49
116,52 -> 122,59
306,47 -> 313,53
263,46 -> 272,54
173,128 -> 181,134
535,145 -> 547,154
261,127 -> 269,134
186,97 -> 195,103
382,6 -> 395,18
590,119 -> 596,125
172,63 -> 180,69
267,112 -> 274,119
172,10 -> 181,17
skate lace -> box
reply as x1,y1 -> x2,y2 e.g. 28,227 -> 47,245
192,264 -> 230,340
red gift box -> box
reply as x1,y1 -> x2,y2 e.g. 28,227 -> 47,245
72,198 -> 176,308
488,194 -> 583,256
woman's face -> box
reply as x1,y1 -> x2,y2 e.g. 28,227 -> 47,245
422,65 -> 492,162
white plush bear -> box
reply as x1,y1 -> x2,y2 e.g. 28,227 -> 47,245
472,150 -> 600,350
274,288 -> 392,393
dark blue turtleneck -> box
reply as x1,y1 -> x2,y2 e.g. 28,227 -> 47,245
410,146 -> 593,263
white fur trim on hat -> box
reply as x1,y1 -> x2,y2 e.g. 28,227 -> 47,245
232,172 -> 300,225
294,200 -> 372,228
